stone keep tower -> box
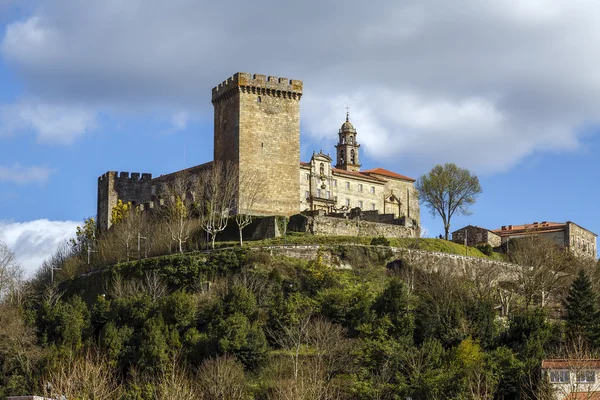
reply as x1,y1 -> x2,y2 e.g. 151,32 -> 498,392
212,73 -> 303,216
335,112 -> 361,171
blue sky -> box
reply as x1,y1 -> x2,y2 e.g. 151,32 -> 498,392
1,0 -> 599,273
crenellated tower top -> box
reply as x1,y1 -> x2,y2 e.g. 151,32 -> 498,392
212,73 -> 303,104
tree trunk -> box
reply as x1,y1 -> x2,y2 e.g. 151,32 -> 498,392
239,227 -> 243,247
211,233 -> 216,249
444,225 -> 450,240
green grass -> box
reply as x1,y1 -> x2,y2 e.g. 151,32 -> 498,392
215,232 -> 507,261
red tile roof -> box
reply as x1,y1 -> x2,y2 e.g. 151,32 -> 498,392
492,222 -> 566,237
565,392 -> 600,400
362,168 -> 416,182
542,359 -> 600,369
331,168 -> 385,182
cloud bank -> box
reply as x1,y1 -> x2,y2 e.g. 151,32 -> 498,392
1,0 -> 599,172
0,162 -> 53,184
0,219 -> 79,275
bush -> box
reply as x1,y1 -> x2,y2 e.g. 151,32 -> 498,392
370,236 -> 390,246
476,243 -> 494,256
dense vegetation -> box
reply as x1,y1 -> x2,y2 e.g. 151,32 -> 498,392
1,233 -> 600,399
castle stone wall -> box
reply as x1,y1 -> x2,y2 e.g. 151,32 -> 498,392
289,214 -> 417,238
567,222 -> 597,259
97,171 -> 152,231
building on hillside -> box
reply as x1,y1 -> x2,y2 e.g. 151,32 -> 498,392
451,225 -> 501,248
97,72 -> 420,233
542,359 -> 600,400
492,221 -> 597,259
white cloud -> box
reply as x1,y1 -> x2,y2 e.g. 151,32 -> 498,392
1,0 -> 600,171
0,219 -> 79,275
0,98 -> 96,144
170,111 -> 188,131
0,163 -> 53,184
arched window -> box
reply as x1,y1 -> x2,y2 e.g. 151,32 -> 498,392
350,149 -> 355,164
340,150 -> 345,163
342,137 -> 346,144
349,136 -> 353,144
257,96 -> 262,103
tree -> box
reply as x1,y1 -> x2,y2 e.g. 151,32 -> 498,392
162,172 -> 193,253
415,163 -> 482,240
564,269 -> 599,344
197,162 -> 238,249
0,241 -> 24,304
235,170 -> 264,246
509,236 -> 572,308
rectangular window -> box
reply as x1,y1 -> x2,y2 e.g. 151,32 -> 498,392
327,191 -> 331,199
333,179 -> 337,187
346,182 -> 350,189
358,200 -> 363,209
576,370 -> 595,383
358,184 -> 363,192
346,198 -> 350,206
371,203 -> 376,210
371,186 -> 375,194
305,191 -> 309,199
306,173 -> 310,180
334,196 -> 338,202
317,189 -> 321,198
549,370 -> 570,383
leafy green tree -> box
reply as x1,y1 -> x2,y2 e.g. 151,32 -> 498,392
564,269 -> 599,344
372,279 -> 414,338
215,312 -> 267,369
489,346 -> 524,399
415,163 -> 482,240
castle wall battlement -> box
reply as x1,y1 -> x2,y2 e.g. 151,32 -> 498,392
212,72 -> 303,103
98,171 -> 152,182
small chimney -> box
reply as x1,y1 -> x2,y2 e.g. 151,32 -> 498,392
508,225 -> 513,230
501,226 -> 507,231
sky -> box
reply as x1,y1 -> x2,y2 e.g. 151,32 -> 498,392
0,0 -> 599,274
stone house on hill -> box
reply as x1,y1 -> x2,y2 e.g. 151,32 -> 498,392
451,225 -> 501,248
542,358 -> 600,399
492,221 -> 597,259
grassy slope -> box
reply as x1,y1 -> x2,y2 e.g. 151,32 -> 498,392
217,232 -> 506,261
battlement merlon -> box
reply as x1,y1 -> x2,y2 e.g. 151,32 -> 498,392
212,72 -> 303,103
98,171 -> 153,182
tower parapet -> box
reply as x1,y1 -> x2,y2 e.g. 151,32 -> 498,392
97,170 -> 153,231
212,73 -> 303,104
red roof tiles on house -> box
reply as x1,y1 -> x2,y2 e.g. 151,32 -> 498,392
542,359 -> 600,369
362,168 -> 416,182
565,392 -> 600,400
492,222 -> 566,237
331,168 -> 385,182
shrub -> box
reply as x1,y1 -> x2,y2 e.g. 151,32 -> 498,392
370,236 -> 390,246
476,243 -> 493,256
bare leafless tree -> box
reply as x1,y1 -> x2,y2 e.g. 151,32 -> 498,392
235,170 -> 264,246
196,355 -> 248,400
0,241 -> 25,305
509,236 -> 573,308
162,172 -> 194,253
197,162 -> 238,249
42,349 -> 123,400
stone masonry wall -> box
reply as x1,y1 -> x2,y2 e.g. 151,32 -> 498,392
97,171 -> 152,231
567,222 -> 597,259
452,226 -> 501,247
289,215 -> 417,238
212,73 -> 303,217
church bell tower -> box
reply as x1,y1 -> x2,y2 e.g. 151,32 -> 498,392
335,111 -> 361,172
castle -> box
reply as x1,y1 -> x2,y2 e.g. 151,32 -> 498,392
97,73 -> 420,235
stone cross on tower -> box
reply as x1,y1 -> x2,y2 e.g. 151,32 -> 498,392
335,109 -> 361,172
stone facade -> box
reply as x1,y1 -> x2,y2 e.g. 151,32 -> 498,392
97,72 -> 420,235
289,214 -> 418,238
489,221 -> 597,259
212,73 -> 302,216
452,225 -> 501,248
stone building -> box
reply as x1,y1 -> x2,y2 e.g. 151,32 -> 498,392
97,72 -> 420,234
542,358 -> 600,399
451,225 -> 501,248
491,221 -> 597,259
